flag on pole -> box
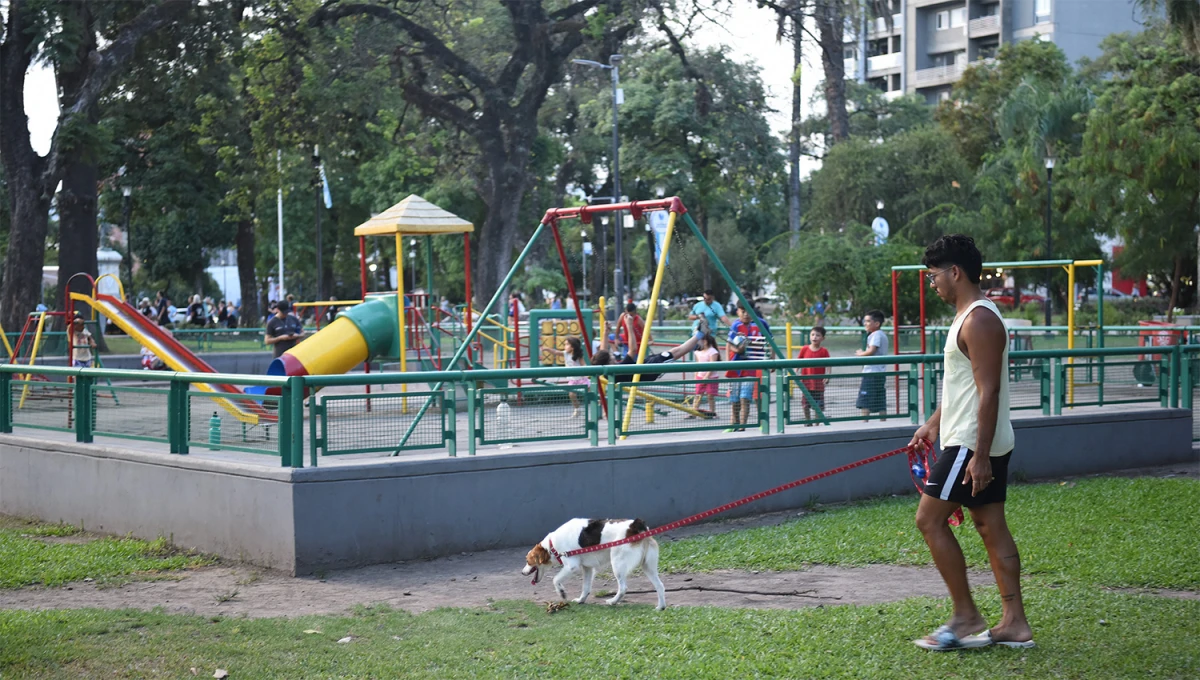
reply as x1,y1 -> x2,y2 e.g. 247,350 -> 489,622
319,162 -> 333,209
650,210 -> 670,265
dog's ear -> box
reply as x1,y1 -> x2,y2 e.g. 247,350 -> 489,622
527,543 -> 551,566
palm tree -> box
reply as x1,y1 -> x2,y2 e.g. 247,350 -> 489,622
997,78 -> 1093,161
1135,0 -> 1200,54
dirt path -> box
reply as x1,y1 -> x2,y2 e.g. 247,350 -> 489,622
0,549 -> 982,618
2,464 -> 1194,618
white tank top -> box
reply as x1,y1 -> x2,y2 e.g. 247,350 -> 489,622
940,299 -> 1014,456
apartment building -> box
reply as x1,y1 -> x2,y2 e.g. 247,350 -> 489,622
843,0 -> 1150,104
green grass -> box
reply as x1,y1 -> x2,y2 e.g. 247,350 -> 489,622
0,587 -> 1196,679
660,477 -> 1200,589
1,478 -> 1197,678
0,517 -> 213,589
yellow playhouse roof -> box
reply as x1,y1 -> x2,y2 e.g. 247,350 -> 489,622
353,195 -> 474,236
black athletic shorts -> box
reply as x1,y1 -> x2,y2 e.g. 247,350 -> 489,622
922,447 -> 1012,507
614,352 -> 672,384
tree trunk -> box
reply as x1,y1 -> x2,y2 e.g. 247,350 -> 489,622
57,160 -> 100,300
55,0 -> 99,304
1167,255 -> 1182,323
816,1 -> 850,143
235,218 -> 259,329
789,14 -> 803,246
475,164 -> 525,312
0,183 -> 51,332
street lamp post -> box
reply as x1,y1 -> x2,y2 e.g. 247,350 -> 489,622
312,145 -> 324,301
1044,157 -> 1055,328
122,186 -> 132,289
573,54 -> 623,313
409,239 -> 418,294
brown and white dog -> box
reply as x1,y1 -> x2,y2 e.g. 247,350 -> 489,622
522,517 -> 666,610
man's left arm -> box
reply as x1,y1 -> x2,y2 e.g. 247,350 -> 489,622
962,310 -> 1007,496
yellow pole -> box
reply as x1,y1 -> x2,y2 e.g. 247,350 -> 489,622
1067,263 -> 1075,407
621,210 -> 678,438
785,321 -> 794,397
785,322 -> 793,362
0,320 -> 12,361
396,233 -> 408,412
18,312 -> 48,409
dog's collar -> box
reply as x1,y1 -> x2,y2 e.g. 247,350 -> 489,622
547,539 -> 563,565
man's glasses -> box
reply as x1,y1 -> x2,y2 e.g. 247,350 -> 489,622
925,267 -> 952,284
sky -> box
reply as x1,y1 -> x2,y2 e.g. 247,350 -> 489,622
23,5 -> 817,163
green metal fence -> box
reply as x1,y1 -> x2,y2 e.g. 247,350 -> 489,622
1,345 -> 1194,466
313,390 -> 449,456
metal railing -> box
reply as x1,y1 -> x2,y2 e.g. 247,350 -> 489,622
1,345 -> 1194,466
914,62 -> 965,85
968,15 -> 1000,35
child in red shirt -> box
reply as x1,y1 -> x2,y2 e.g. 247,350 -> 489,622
797,326 -> 830,424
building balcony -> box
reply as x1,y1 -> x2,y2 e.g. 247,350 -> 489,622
914,62 -> 965,86
867,52 -> 902,74
882,90 -> 905,101
867,13 -> 903,36
968,15 -> 1000,36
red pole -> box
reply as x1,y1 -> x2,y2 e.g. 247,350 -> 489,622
512,297 -> 522,389
891,270 -> 900,357
892,270 -> 900,415
549,219 -> 607,417
548,221 -> 593,357
359,235 -> 368,299
464,232 -> 473,363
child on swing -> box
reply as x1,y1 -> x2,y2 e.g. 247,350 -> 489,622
563,336 -> 589,418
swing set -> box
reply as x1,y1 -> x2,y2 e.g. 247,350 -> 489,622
391,197 -> 820,449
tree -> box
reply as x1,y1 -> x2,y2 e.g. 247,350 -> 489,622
777,225 -> 928,323
313,0 -> 640,308
798,79 -> 932,147
613,46 -> 785,291
1135,0 -> 1200,54
1077,26 -> 1199,319
934,40 -> 1073,170
0,0 -> 192,331
807,126 -> 973,248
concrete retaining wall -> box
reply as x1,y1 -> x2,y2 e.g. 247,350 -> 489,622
41,351 -> 276,375
1,409 -> 1194,575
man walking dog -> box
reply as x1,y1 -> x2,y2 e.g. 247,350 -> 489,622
910,235 -> 1034,651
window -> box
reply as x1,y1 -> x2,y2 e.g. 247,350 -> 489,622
891,35 -> 902,52
939,90 -> 952,102
843,46 -> 857,60
936,10 -> 949,30
981,2 -> 1000,17
890,74 -> 902,91
1035,0 -> 1051,22
950,8 -> 966,28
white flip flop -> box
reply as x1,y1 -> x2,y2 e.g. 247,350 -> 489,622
962,630 -> 1037,649
913,625 -> 965,651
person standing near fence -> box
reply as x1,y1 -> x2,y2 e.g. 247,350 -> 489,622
797,326 -> 830,425
69,314 -> 96,368
855,310 -> 889,418
909,234 -> 1031,651
265,301 -> 305,358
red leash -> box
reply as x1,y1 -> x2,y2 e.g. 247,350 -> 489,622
564,440 -> 935,558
